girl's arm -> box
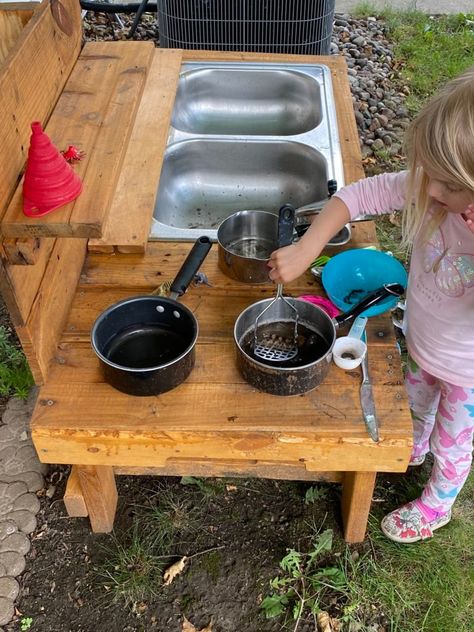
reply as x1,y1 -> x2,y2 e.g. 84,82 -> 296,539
268,197 -> 350,284
268,171 -> 409,284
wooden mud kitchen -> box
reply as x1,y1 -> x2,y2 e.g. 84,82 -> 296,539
0,0 -> 412,543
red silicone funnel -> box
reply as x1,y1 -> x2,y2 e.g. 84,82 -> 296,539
22,121 -> 83,217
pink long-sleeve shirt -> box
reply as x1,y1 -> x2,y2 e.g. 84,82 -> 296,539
334,171 -> 474,387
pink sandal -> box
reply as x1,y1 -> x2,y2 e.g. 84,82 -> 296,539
408,454 -> 426,467
381,500 -> 451,543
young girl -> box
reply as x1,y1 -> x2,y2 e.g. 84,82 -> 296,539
268,66 -> 474,544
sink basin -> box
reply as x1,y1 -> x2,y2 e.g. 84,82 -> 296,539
150,61 -> 345,242
153,139 -> 329,238
171,68 -> 322,136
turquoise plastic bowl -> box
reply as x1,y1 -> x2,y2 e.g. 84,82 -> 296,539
321,249 -> 408,317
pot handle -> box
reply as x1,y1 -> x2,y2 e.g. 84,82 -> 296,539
278,204 -> 296,247
334,283 -> 405,328
170,236 -> 212,298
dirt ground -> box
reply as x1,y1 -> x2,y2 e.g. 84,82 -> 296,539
5,468 -> 377,632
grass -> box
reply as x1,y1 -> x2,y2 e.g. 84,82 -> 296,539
98,527 -> 165,607
0,325 -> 34,399
259,473 -> 474,631
354,3 -> 474,113
97,481 -> 213,607
344,473 -> 474,632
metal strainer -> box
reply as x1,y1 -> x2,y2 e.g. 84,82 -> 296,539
253,204 -> 299,362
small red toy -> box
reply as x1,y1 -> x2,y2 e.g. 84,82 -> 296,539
61,145 -> 86,163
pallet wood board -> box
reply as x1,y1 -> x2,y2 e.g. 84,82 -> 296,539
31,224 -> 412,469
88,49 -> 184,253
0,0 -> 82,222
0,8 -> 34,64
1,40 -> 155,239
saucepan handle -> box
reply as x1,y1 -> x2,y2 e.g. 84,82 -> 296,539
170,236 -> 212,298
334,283 -> 405,328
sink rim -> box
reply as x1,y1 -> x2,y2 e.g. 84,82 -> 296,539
151,60 -> 345,243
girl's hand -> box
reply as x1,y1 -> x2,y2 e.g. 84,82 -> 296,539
267,242 -> 314,284
268,197 -> 352,284
464,204 -> 474,233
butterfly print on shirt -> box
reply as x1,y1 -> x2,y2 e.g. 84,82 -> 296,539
423,227 -> 474,297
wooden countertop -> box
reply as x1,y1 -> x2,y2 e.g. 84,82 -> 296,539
30,225 -> 413,474
18,47 -> 412,475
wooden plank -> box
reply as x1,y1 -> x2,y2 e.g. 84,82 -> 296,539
25,237 -> 87,381
32,417 -> 411,472
0,9 -> 33,64
29,378 -> 411,437
0,238 -> 56,325
341,471 -> 377,543
0,0 -> 82,221
115,461 -> 343,482
2,41 -> 155,239
1,236 -> 87,384
76,465 -> 117,533
0,236 -> 86,385
88,49 -> 184,253
48,333 -> 404,386
0,3 -> 39,10
63,465 -> 88,517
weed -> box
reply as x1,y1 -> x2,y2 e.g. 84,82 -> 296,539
98,528 -> 164,607
304,485 -> 329,505
180,475 -> 226,497
0,326 -> 33,399
20,618 -> 33,631
134,487 -> 201,552
261,529 -> 350,627
337,471 -> 474,632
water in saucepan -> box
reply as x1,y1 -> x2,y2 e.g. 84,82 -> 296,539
228,237 -> 274,259
104,324 -> 190,369
241,320 -> 330,368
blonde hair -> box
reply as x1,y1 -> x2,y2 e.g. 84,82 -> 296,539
402,65 -> 474,246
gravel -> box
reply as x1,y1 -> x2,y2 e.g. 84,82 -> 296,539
82,10 -> 410,162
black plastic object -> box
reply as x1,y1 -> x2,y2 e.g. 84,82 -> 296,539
277,204 -> 296,248
91,236 -> 211,396
80,1 -> 157,13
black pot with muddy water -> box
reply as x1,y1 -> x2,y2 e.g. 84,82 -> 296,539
91,236 -> 212,396
234,283 -> 404,396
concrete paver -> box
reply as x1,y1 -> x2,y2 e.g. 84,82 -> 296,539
0,391 -> 42,627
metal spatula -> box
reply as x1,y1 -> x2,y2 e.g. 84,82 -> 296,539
253,204 -> 299,362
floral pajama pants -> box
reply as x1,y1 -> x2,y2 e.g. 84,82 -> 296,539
405,356 -> 474,514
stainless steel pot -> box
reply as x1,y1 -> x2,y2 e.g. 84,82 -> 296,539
234,283 -> 404,396
217,210 -> 277,283
217,201 -> 351,284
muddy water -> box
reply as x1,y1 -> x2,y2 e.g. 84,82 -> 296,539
240,320 -> 331,368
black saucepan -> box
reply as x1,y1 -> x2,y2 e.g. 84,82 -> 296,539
91,236 -> 212,396
234,283 -> 404,396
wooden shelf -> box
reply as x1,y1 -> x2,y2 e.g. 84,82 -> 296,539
1,40 -> 155,239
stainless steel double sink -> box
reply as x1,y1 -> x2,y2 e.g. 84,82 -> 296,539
150,62 -> 346,242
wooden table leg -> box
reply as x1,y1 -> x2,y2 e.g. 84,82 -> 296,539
64,465 -> 88,517
340,471 -> 377,544
76,465 -> 118,533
